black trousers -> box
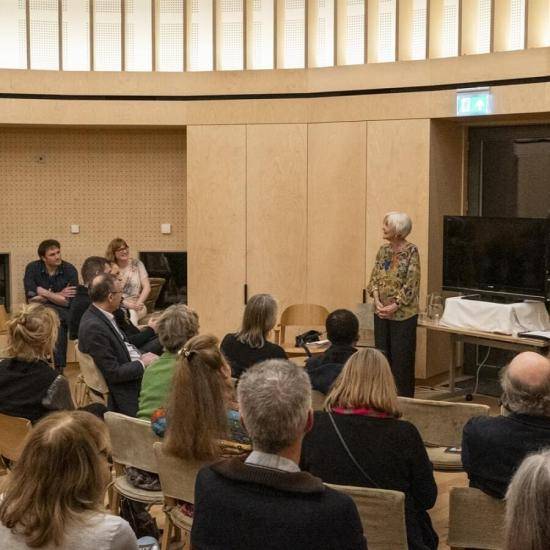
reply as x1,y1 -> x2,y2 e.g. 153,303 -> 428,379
374,314 -> 418,397
47,303 -> 70,370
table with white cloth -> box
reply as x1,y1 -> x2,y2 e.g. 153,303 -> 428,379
419,297 -> 550,396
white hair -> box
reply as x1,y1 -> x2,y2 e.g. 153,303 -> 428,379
505,449 -> 550,550
237,359 -> 311,454
384,211 -> 412,239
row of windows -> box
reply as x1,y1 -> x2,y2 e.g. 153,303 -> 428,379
0,0 -> 534,72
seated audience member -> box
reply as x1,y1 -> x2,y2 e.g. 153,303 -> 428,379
191,359 -> 367,550
306,308 -> 359,394
0,411 -> 138,549
462,351 -> 550,499
156,334 -> 249,449
23,239 -> 78,370
221,293 -> 287,379
106,238 -> 150,326
137,304 -> 199,420
301,348 -> 438,550
504,449 -> 550,550
0,304 -> 74,423
70,256 -> 161,354
78,274 -> 158,417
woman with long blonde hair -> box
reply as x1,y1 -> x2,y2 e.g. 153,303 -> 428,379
221,294 -> 287,379
0,411 -> 138,549
301,347 -> 438,550
0,303 -> 74,423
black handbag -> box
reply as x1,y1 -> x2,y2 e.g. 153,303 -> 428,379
295,330 -> 322,357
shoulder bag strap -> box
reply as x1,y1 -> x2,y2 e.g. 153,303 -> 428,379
328,411 -> 380,488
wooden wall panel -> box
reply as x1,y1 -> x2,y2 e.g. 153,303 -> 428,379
187,125 -> 246,338
307,121 -> 367,312
246,124 -> 308,317
0,128 -> 186,308
366,119 -> 431,377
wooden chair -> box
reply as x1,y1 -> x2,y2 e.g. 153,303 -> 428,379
75,342 -> 109,407
326,483 -> 407,550
274,304 -> 329,345
398,397 -> 490,471
104,412 -> 163,514
448,487 -> 505,549
144,277 -> 166,314
0,412 -> 32,469
154,442 -> 208,550
311,389 -> 326,411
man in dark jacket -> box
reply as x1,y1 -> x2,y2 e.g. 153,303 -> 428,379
306,309 -> 359,394
462,351 -> 550,498
191,359 -> 367,550
70,256 -> 161,354
78,274 -> 157,416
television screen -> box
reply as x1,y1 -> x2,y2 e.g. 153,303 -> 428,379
443,216 -> 548,298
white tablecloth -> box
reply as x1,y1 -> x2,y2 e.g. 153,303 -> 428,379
440,297 -> 550,335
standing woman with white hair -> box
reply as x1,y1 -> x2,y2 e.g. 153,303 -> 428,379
367,212 -> 420,397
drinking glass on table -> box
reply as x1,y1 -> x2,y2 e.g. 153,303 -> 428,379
427,293 -> 444,323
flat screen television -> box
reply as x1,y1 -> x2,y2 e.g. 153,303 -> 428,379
443,216 -> 548,300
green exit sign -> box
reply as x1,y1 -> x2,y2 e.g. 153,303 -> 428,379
456,88 -> 492,116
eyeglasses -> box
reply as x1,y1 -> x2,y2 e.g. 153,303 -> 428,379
110,290 -> 123,295
116,246 -> 129,253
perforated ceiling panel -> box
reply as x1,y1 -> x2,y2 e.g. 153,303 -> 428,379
62,0 -> 90,70
156,0 -> 184,71
94,0 -> 121,70
125,0 -> 152,70
283,0 -> 305,68
218,0 -> 243,70
377,0 -> 395,62
249,0 -> 274,69
343,0 -> 364,65
411,0 -> 427,60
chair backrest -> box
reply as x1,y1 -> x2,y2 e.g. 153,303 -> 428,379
448,486 -> 505,549
153,442 -> 208,504
0,412 -> 32,463
105,412 -> 161,473
75,342 -> 110,397
144,278 -> 165,313
326,483 -> 407,550
279,304 -> 329,344
398,396 -> 490,447
311,389 -> 326,411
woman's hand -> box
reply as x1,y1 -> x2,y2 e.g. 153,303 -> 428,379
377,302 -> 399,319
123,298 -> 139,311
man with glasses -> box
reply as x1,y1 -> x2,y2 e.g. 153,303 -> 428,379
78,273 -> 158,416
23,239 -> 78,371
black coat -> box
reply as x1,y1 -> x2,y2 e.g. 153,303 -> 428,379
191,458 -> 367,550
462,412 -> 550,499
78,304 -> 143,416
305,344 -> 357,394
301,411 -> 438,550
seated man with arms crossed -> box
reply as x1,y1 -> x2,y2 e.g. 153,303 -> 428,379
306,309 -> 359,394
462,351 -> 550,498
191,359 -> 367,550
78,273 -> 157,417
23,239 -> 78,371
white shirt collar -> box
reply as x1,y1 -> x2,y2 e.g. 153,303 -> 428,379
245,450 -> 300,473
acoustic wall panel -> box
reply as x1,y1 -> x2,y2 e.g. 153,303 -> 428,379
280,0 -> 305,68
94,0 -> 122,70
0,0 -> 28,69
188,0 -> 213,70
217,0 -> 244,70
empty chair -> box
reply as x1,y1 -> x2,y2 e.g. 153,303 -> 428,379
153,442 -> 208,550
275,303 -> 329,346
398,396 -> 490,470
326,483 -> 407,550
104,411 -> 163,513
144,277 -> 165,314
0,412 -> 31,468
448,486 -> 505,549
75,342 -> 110,407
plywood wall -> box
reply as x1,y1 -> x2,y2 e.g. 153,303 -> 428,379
0,128 -> 187,308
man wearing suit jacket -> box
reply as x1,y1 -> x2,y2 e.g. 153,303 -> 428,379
78,273 -> 157,416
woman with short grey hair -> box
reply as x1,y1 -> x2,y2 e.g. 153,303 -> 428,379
505,449 -> 550,550
137,304 -> 199,419
367,211 -> 420,397
221,294 -> 287,379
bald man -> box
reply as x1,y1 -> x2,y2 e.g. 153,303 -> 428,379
461,351 -> 550,498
